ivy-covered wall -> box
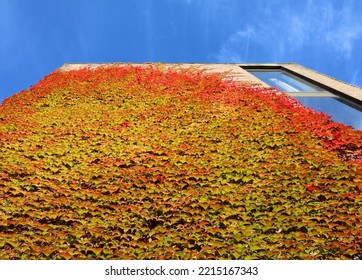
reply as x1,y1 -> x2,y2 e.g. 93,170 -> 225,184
0,65 -> 361,259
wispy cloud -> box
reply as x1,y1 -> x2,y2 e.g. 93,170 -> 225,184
324,4 -> 362,59
215,0 -> 362,62
351,69 -> 361,87
216,26 -> 255,62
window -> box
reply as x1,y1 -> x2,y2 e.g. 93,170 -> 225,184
245,68 -> 362,130
248,70 -> 321,93
296,97 -> 362,130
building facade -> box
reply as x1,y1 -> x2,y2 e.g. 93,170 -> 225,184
61,63 -> 362,130
1,62 -> 361,260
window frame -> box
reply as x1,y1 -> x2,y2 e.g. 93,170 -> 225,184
241,65 -> 362,129
242,65 -> 362,106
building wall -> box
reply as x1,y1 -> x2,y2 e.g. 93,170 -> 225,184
59,63 -> 266,86
60,63 -> 362,103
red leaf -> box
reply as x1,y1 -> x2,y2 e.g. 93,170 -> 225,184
306,185 -> 318,191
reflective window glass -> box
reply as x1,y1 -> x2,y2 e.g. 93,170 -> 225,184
249,71 -> 321,92
296,97 -> 362,130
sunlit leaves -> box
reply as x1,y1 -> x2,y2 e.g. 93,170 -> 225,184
0,65 -> 361,259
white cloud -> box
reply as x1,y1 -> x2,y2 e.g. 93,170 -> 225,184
286,15 -> 310,49
215,26 -> 255,62
350,69 -> 361,87
325,27 -> 362,59
215,0 -> 362,62
324,4 -> 362,59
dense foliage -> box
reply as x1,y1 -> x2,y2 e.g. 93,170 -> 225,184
0,65 -> 361,259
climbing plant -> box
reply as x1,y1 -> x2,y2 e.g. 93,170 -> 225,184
0,65 -> 361,259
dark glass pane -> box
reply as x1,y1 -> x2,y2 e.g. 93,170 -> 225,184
250,71 -> 320,92
296,97 -> 362,130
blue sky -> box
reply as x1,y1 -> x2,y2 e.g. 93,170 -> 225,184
1,0 -> 362,102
